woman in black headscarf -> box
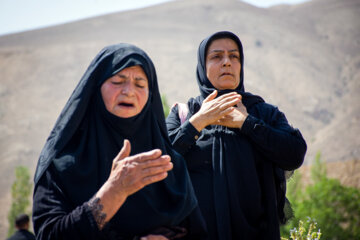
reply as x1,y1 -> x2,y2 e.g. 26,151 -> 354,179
32,43 -> 206,240
166,31 -> 307,239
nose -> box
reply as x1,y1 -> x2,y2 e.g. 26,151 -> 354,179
222,55 -> 231,67
121,81 -> 135,96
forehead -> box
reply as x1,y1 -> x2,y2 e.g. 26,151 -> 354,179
118,65 -> 147,77
207,38 -> 239,54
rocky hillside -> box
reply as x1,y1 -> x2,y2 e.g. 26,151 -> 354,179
0,0 -> 359,237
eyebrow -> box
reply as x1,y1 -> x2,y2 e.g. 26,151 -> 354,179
209,49 -> 239,54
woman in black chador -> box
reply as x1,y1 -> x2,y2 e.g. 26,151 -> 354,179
166,31 -> 307,240
33,43 -> 206,240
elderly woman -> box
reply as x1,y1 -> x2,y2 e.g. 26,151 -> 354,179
166,31 -> 307,240
32,43 -> 206,240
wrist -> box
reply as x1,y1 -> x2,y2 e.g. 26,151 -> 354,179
91,180 -> 128,226
239,113 -> 249,129
96,181 -> 127,215
189,114 -> 206,132
99,179 -> 128,204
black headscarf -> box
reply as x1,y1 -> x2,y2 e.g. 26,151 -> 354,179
34,43 -> 197,237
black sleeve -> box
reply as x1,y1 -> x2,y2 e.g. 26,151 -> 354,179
166,105 -> 200,156
32,164 -> 103,240
240,106 -> 307,170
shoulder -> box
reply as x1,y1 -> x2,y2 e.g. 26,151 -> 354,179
7,230 -> 35,240
250,101 -> 280,117
23,230 -> 36,239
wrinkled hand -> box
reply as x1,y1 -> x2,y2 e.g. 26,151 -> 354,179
189,90 -> 242,131
217,100 -> 249,129
140,235 -> 169,240
108,139 -> 173,199
91,140 -> 173,229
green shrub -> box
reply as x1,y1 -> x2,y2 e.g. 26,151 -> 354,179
281,153 -> 360,240
281,218 -> 321,240
7,166 -> 33,236
161,94 -> 170,118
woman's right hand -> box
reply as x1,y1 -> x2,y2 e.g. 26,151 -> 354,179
91,140 -> 173,229
107,139 -> 173,199
189,90 -> 242,132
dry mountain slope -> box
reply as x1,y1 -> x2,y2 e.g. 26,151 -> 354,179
0,0 -> 359,237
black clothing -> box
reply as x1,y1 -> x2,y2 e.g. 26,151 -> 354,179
33,43 -> 205,240
166,31 -> 307,240
7,229 -> 36,240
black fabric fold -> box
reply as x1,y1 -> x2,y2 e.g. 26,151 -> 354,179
211,132 -> 231,239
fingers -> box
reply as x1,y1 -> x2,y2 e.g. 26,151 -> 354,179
141,156 -> 173,175
142,171 -> 169,186
206,94 -> 240,118
203,90 -> 218,103
205,92 -> 241,111
216,92 -> 241,105
140,155 -> 173,184
109,152 -> 172,196
116,139 -> 131,160
218,106 -> 235,116
134,149 -> 162,162
140,155 -> 171,169
115,144 -> 162,164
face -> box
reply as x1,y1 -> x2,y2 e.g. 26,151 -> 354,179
101,65 -> 149,118
206,38 -> 241,90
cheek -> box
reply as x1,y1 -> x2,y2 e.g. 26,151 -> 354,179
206,63 -> 217,79
143,91 -> 149,105
232,60 -> 241,73
101,85 -> 118,109
138,90 -> 149,108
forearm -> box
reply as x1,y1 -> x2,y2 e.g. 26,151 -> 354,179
89,180 -> 127,229
169,120 -> 200,155
167,106 -> 200,156
33,171 -> 102,240
241,114 -> 307,170
36,204 -> 101,240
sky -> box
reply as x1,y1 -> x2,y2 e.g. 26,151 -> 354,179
0,0 -> 310,36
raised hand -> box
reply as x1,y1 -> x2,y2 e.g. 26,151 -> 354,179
108,139 -> 173,197
189,90 -> 242,132
216,100 -> 249,129
90,140 -> 173,229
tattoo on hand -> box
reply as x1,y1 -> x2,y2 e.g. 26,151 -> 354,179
88,197 -> 107,230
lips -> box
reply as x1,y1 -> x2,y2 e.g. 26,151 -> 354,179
220,72 -> 233,77
118,102 -> 134,107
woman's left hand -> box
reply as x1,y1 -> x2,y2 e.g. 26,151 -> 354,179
216,101 -> 249,129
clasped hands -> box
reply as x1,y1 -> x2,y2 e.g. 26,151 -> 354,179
189,90 -> 249,132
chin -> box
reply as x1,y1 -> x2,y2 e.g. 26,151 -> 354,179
218,84 -> 238,90
114,111 -> 137,118
216,79 -> 239,90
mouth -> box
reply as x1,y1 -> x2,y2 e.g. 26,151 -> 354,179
220,72 -> 233,77
118,102 -> 134,107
